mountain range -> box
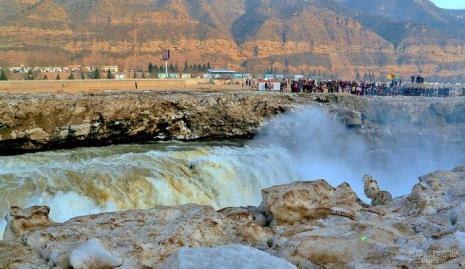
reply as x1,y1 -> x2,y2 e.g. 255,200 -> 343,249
1,0 -> 465,80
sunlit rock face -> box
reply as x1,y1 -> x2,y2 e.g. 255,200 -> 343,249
2,166 -> 465,268
260,180 -> 364,225
2,0 -> 465,79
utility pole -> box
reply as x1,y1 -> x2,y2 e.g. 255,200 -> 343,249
162,49 -> 170,78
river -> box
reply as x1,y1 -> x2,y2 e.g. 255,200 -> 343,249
1,105 -> 464,239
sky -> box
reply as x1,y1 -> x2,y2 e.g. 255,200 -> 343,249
431,0 -> 465,9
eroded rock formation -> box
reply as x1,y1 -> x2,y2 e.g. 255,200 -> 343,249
2,166 -> 465,268
363,175 -> 393,206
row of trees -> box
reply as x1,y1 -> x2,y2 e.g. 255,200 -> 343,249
53,69 -> 113,80
148,61 -> 212,74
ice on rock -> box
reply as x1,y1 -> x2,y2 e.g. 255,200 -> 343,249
455,231 -> 465,252
161,244 -> 296,269
69,238 -> 122,269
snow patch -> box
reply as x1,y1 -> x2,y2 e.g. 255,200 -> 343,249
161,244 -> 296,269
454,231 -> 465,252
69,238 -> 122,269
0,218 -> 6,240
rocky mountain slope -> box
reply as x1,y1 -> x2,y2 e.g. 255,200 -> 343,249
2,166 -> 465,268
1,0 -> 465,80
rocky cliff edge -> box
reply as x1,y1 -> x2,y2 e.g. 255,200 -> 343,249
1,91 -> 465,155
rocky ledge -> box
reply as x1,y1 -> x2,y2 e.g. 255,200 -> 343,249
2,166 -> 465,268
1,91 -> 464,155
0,91 -> 316,154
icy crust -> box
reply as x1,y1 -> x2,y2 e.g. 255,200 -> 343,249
69,239 -> 122,269
1,166 -> 465,268
160,245 -> 296,269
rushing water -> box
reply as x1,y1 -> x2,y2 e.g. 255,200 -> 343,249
0,141 -> 296,238
1,105 -> 464,239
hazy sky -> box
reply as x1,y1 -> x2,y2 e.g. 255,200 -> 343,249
431,0 -> 465,9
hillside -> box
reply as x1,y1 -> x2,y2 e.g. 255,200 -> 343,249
0,0 -> 40,20
0,0 -> 465,80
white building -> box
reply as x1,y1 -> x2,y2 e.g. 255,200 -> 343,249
99,66 -> 119,73
114,73 -> 126,80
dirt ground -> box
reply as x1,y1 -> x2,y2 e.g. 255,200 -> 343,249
0,79 -> 248,93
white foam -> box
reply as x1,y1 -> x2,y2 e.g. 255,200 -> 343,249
26,191 -> 117,223
454,231 -> 465,252
0,192 -> 116,239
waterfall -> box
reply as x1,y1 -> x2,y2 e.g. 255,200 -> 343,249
0,142 -> 296,239
1,105 -> 464,239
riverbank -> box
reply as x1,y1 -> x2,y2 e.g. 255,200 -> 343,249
2,166 -> 465,268
0,91 -> 313,154
1,91 -> 465,154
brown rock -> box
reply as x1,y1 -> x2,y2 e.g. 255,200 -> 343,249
2,167 -> 465,268
260,180 -> 363,225
363,175 -> 393,206
406,169 -> 465,216
2,204 -> 258,268
25,128 -> 49,142
0,241 -> 50,269
3,206 -> 54,242
69,123 -> 92,138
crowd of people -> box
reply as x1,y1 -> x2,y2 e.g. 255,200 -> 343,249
252,79 -> 462,97
289,80 -> 403,95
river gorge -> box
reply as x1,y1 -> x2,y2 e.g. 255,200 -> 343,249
1,92 -> 465,268
1,92 -> 465,238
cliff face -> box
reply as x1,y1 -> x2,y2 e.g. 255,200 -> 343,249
1,91 -> 464,155
1,0 -> 465,80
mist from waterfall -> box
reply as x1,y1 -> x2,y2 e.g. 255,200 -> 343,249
251,106 -> 465,198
